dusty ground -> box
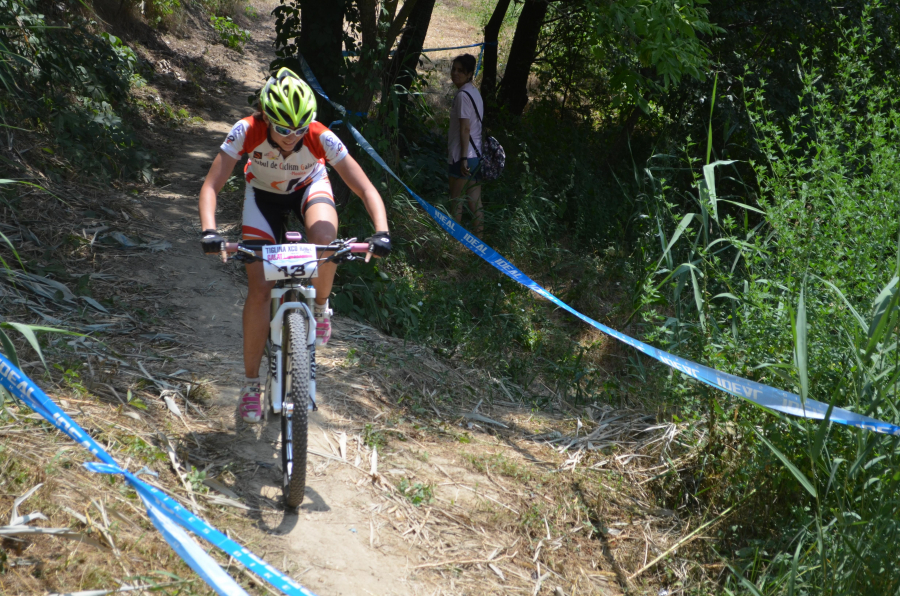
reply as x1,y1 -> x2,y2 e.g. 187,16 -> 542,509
0,3 -> 703,595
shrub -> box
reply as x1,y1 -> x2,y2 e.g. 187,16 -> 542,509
211,15 -> 251,51
144,0 -> 180,28
0,0 -> 152,180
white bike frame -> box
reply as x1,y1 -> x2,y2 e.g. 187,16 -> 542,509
267,284 -> 317,414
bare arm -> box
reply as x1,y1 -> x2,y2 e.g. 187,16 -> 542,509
458,117 -> 472,175
199,150 -> 240,230
331,155 -> 389,232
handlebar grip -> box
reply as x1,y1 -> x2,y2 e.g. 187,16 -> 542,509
224,242 -> 240,253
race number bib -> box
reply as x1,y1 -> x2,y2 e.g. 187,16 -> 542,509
262,244 -> 319,281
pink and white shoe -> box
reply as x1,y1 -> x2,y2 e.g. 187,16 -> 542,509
239,384 -> 262,424
315,307 -> 332,346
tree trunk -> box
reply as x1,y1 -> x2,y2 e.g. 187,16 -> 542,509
384,0 -> 436,122
297,0 -> 346,126
604,105 -> 642,164
345,0 -> 419,116
481,0 -> 512,118
338,0 -> 419,204
496,0 -> 549,117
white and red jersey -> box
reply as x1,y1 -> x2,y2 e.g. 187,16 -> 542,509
219,117 -> 348,194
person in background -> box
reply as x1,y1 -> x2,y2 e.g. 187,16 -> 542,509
448,53 -> 484,236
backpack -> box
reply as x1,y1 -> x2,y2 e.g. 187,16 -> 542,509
461,90 -> 505,181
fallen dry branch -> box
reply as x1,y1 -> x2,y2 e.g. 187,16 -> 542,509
627,491 -> 753,580
412,551 -> 516,570
0,525 -> 109,549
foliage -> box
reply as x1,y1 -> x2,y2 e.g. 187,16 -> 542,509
636,7 -> 900,395
720,281 -> 900,594
211,15 -> 251,51
340,0 -> 419,115
334,108 -> 633,406
272,0 -> 418,129
589,0 -> 719,113
0,184 -> 80,409
186,466 -> 209,493
634,6 -> 900,592
398,477 -> 433,506
530,0 -> 718,119
749,33 -> 900,303
0,0 -> 152,181
658,0 -> 900,172
200,0 -> 247,18
144,0 -> 180,28
332,260 -> 423,338
362,423 -> 386,451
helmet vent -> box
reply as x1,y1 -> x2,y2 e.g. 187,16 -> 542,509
259,67 -> 316,128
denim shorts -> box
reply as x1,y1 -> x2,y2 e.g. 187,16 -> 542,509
448,157 -> 482,181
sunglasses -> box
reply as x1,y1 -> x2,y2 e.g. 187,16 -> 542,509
272,123 -> 309,137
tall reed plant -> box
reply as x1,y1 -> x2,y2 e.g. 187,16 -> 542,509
722,278 -> 900,595
635,2 -> 900,592
0,180 -> 79,413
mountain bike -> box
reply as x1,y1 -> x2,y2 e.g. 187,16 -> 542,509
225,233 -> 370,509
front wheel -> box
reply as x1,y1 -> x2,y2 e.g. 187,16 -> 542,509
282,311 -> 311,509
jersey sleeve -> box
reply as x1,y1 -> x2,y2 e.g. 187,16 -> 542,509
220,117 -> 267,159
304,122 -> 349,165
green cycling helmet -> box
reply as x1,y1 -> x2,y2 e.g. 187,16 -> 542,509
260,67 -> 316,128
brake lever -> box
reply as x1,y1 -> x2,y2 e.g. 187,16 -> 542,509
322,241 -> 356,264
228,246 -> 262,264
332,254 -> 360,264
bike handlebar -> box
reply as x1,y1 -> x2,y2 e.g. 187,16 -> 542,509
223,242 -> 371,254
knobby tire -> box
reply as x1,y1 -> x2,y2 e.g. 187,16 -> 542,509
282,311 -> 310,509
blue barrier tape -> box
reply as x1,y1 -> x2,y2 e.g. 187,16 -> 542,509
0,354 -> 320,596
87,463 -> 320,596
128,484 -> 250,596
417,41 -> 489,53
335,40 -> 492,113
298,54 -> 900,437
342,41 -> 493,58
475,44 -> 484,79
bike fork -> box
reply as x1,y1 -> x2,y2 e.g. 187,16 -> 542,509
282,401 -> 294,484
309,343 -> 317,411
268,291 -> 318,413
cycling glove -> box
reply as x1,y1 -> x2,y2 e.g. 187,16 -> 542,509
366,231 -> 392,257
201,229 -> 225,254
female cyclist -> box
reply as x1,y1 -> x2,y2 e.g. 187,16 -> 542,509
197,67 -> 391,423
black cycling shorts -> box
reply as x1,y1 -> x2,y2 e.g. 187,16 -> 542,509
241,176 -> 336,247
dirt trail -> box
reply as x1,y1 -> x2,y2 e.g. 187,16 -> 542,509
131,8 -> 420,595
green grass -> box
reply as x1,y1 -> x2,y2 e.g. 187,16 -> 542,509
363,423 -> 387,451
463,452 -> 532,482
450,0 -> 521,31
398,477 -> 434,506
